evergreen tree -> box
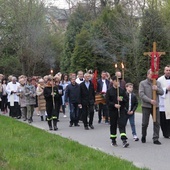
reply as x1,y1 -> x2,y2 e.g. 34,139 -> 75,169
61,5 -> 92,73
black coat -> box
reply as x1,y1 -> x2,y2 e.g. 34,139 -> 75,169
106,86 -> 128,112
44,85 -> 63,105
80,81 -> 95,106
65,83 -> 80,104
125,92 -> 138,113
97,79 -> 110,93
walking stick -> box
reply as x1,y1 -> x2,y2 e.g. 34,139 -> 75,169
117,76 -> 120,117
51,69 -> 55,109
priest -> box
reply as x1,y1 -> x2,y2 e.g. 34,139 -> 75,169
158,65 -> 170,138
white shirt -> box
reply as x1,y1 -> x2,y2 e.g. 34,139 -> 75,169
102,79 -> 107,93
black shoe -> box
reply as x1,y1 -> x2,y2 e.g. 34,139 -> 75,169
111,141 -> 118,147
164,136 -> 170,139
153,140 -> 161,145
141,136 -> 146,143
89,125 -> 94,129
123,141 -> 129,148
84,126 -> 89,130
69,123 -> 73,127
41,116 -> 44,121
98,120 -> 101,124
49,127 -> 53,130
17,116 -> 21,119
54,127 -> 58,131
28,119 -> 31,123
75,124 -> 80,127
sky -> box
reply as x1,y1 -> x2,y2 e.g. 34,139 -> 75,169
44,0 -> 73,8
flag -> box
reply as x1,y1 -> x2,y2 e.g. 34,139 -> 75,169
92,70 -> 97,91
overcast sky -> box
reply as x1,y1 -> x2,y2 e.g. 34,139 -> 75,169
44,0 -> 75,8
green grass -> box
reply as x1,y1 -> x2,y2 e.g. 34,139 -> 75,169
136,103 -> 142,113
0,115 -> 148,170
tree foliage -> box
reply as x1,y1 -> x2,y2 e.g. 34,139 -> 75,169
0,0 -> 63,76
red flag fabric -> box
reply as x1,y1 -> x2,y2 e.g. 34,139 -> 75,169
92,70 -> 98,91
151,52 -> 160,79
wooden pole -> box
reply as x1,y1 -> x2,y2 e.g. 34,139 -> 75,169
121,62 -> 124,80
51,69 -> 55,109
117,76 -> 120,117
152,42 -> 157,122
115,63 -> 120,117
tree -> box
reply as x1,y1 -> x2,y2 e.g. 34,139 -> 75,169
0,0 -> 62,76
61,4 -> 92,73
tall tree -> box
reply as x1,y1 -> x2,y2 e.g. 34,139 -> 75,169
60,4 -> 92,73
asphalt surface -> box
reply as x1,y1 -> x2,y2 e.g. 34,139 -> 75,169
4,110 -> 170,170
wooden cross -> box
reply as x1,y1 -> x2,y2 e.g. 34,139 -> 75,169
144,42 -> 165,122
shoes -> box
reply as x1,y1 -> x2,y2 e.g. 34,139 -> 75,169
28,119 -> 32,123
123,141 -> 129,148
69,123 -> 73,127
141,136 -> 146,143
111,141 -> 118,147
105,121 -> 109,124
54,127 -> 58,131
63,115 -> 67,118
49,127 -> 53,130
98,120 -> 101,124
133,135 -> 139,141
153,140 -> 161,145
84,126 -> 89,130
41,116 -> 44,121
164,136 -> 170,139
89,125 -> 94,129
75,124 -> 80,127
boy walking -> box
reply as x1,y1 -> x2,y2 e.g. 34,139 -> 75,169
106,76 -> 129,148
125,83 -> 139,141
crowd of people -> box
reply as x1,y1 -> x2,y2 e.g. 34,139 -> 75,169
0,65 -> 170,148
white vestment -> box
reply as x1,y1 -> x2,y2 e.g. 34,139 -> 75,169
157,76 -> 170,119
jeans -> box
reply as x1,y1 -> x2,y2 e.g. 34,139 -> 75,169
69,103 -> 79,124
125,113 -> 137,136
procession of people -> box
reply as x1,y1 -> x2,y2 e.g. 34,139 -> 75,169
0,65 -> 170,148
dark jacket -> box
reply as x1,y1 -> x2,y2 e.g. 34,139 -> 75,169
44,85 -> 63,105
106,86 -> 128,112
125,92 -> 138,113
80,81 -> 95,106
97,79 -> 110,93
65,83 -> 80,104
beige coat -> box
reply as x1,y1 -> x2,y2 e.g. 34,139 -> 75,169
36,84 -> 46,111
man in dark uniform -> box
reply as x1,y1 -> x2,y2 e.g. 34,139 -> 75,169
106,76 -> 129,148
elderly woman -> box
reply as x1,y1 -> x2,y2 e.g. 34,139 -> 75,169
25,77 -> 36,123
36,78 -> 46,121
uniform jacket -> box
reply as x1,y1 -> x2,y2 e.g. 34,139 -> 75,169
44,85 -> 63,105
106,86 -> 128,113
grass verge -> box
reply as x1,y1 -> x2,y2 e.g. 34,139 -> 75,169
0,115 -> 148,170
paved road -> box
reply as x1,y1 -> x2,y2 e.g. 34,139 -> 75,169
13,110 -> 170,170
